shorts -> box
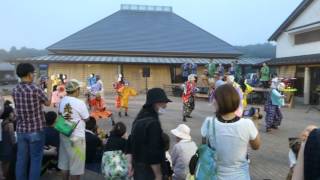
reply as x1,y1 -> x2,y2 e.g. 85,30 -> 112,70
58,135 -> 86,175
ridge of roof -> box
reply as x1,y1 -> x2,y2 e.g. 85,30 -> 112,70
268,0 -> 314,41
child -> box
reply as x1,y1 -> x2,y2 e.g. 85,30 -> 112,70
0,101 -> 16,179
171,124 -> 197,180
102,122 -> 128,179
42,111 -> 60,175
85,117 -> 103,173
118,81 -> 137,117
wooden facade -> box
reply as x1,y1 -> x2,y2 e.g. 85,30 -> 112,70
47,63 -> 174,94
46,63 -> 209,94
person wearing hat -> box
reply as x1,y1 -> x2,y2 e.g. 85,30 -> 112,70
88,92 -> 112,121
182,74 -> 198,122
127,88 -> 172,180
170,124 -> 197,180
58,79 -> 90,180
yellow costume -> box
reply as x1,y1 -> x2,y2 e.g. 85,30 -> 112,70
242,83 -> 253,108
119,86 -> 138,108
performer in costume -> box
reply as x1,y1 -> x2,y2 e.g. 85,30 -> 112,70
51,84 -> 66,107
113,74 -> 125,116
90,75 -> 104,95
226,75 -> 244,117
182,74 -> 198,122
88,93 -> 113,121
87,73 -> 97,89
264,75 -> 285,133
118,81 -> 138,117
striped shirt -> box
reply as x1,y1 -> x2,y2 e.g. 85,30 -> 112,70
12,82 -> 48,133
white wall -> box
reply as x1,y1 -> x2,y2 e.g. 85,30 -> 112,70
276,0 -> 320,58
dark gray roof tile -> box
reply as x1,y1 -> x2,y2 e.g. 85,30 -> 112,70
48,9 -> 241,56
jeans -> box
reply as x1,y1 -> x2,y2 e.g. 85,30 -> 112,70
16,131 -> 45,180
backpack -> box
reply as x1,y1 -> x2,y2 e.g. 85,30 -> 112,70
101,150 -> 128,179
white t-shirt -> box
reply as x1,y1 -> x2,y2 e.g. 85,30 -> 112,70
59,96 -> 89,138
288,149 -> 297,168
201,117 -> 258,174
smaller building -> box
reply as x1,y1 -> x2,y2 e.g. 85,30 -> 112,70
268,0 -> 320,104
0,62 -> 17,85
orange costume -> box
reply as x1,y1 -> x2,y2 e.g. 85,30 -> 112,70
89,98 -> 112,120
113,81 -> 125,108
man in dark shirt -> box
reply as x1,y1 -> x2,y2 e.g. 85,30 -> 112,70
127,88 -> 172,180
85,117 -> 102,173
12,63 -> 50,180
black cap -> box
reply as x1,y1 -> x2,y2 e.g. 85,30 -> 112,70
144,88 -> 172,106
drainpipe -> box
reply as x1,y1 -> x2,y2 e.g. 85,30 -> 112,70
304,66 -> 310,105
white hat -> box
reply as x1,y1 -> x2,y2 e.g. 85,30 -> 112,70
227,75 -> 235,83
171,124 -> 192,140
271,77 -> 279,89
188,74 -> 197,81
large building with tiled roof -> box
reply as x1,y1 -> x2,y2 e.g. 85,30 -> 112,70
11,4 -> 245,93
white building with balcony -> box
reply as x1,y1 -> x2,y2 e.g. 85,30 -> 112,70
268,0 -> 320,105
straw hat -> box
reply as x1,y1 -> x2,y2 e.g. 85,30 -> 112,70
171,124 -> 192,140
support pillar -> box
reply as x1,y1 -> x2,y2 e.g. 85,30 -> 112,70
304,66 -> 310,105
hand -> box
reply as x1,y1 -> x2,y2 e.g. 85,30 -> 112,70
128,163 -> 134,177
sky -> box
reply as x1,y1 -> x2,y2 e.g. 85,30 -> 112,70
0,0 -> 302,50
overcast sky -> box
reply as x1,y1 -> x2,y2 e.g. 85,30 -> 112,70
0,0 -> 302,50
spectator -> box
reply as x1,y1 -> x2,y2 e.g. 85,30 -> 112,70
127,88 -> 172,180
12,63 -> 50,180
85,117 -> 102,173
101,122 -> 127,179
0,101 -> 16,179
292,125 -> 318,180
104,122 -> 127,152
58,79 -> 90,180
201,84 -> 261,179
170,124 -> 197,180
42,111 -> 60,174
44,111 -> 60,148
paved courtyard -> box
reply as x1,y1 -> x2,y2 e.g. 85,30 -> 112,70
5,92 -> 316,180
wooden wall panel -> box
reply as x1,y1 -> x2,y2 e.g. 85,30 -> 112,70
123,64 -> 171,92
279,65 -> 297,78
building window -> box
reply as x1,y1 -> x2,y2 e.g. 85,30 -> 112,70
294,29 -> 320,45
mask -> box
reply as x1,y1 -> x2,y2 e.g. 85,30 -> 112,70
158,107 -> 166,115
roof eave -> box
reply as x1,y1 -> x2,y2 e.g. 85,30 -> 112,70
47,49 -> 242,59
268,0 -> 314,41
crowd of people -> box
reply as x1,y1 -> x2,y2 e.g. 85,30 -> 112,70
0,62 -> 318,180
